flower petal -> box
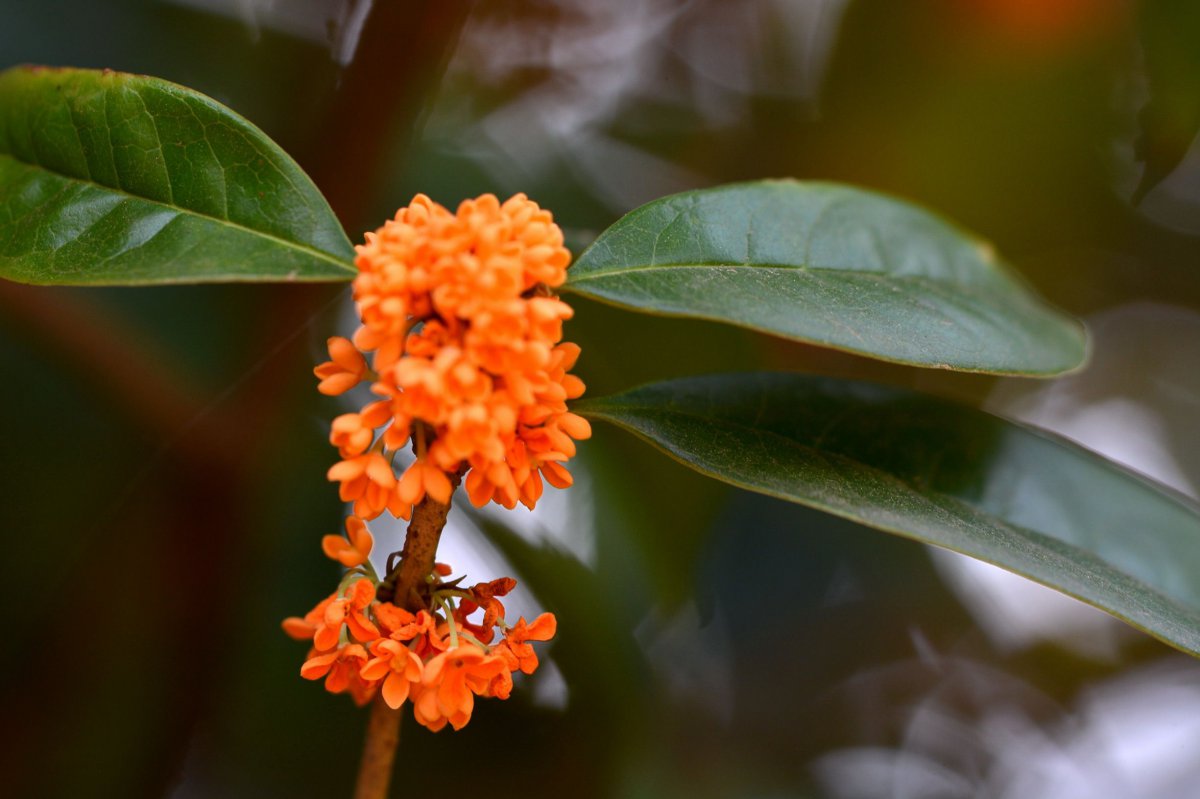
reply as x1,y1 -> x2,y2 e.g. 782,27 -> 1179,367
382,672 -> 412,709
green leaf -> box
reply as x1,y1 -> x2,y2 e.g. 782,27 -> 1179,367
576,373 -> 1200,657
0,66 -> 355,285
567,180 -> 1086,376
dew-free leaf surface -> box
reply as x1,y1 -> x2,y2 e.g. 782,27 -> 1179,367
0,66 -> 355,285
568,181 -> 1086,375
577,372 -> 1200,657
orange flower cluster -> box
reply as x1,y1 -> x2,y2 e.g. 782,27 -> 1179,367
291,194 -> 575,728
284,526 -> 555,731
316,192 -> 590,519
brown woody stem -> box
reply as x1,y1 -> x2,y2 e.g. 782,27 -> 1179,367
354,692 -> 404,799
390,470 -> 463,611
352,468 -> 463,799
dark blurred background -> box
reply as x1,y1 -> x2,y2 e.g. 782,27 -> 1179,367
3,1 -> 1200,797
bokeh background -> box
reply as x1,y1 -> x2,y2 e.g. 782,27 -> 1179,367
4,1 -> 1200,797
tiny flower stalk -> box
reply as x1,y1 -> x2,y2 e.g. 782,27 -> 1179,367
283,193 -> 584,798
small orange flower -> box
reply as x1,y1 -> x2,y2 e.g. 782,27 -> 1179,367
301,643 -> 376,705
463,458 -> 520,510
281,595 -> 335,642
414,645 -> 507,732
497,612 -> 557,675
314,578 -> 379,651
372,603 -> 418,638
314,337 -> 368,396
361,639 -> 424,709
393,458 -> 454,513
455,578 -> 514,646
327,452 -> 397,520
373,605 -> 431,641
329,401 -> 390,457
464,577 -> 517,634
540,460 -> 573,490
374,606 -> 445,659
422,619 -> 457,658
320,516 -> 374,568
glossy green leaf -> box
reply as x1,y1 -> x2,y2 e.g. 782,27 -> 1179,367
576,373 -> 1200,657
0,66 -> 355,285
567,181 -> 1086,375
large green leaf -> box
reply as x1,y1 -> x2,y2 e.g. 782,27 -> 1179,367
0,66 -> 355,285
567,181 -> 1086,376
575,373 -> 1200,657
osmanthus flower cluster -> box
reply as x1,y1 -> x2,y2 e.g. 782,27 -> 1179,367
317,192 -> 591,518
287,193 -> 577,731
283,527 -> 555,731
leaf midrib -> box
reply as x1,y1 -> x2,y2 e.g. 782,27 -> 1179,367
567,260 -> 996,289
0,152 -> 356,274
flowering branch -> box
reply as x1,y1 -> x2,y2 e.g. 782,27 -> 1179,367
353,466 -> 462,799
285,192 -> 584,796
